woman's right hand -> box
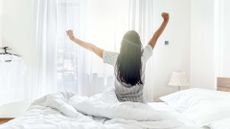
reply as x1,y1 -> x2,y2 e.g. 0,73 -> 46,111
66,30 -> 76,41
161,12 -> 169,22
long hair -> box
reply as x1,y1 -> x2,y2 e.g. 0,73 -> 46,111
115,30 -> 143,86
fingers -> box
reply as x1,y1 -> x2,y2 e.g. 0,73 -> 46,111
66,30 -> 73,35
66,30 -> 76,40
161,13 -> 169,18
161,12 -> 169,21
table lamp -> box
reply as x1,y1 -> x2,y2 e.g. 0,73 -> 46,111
168,72 -> 189,90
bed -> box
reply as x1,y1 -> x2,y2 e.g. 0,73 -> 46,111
1,79 -> 230,129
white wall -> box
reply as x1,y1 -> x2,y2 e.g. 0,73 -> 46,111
145,0 -> 191,100
0,0 -> 2,45
2,0 -> 36,64
190,0 -> 216,89
219,0 -> 230,77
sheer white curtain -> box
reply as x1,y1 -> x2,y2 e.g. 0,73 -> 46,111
34,0 -> 157,101
34,0 -> 131,97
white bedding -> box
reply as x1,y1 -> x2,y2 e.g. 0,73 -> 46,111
160,88 -> 230,127
148,103 -> 195,126
0,90 -> 203,129
207,117 -> 230,129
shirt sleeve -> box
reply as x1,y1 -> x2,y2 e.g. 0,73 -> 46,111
103,50 -> 119,67
142,44 -> 153,63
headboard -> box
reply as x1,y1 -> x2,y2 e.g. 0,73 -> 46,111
217,77 -> 230,92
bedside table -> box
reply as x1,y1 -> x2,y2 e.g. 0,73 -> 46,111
0,118 -> 13,125
0,100 -> 30,125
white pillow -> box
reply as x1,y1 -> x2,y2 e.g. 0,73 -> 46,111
160,88 -> 230,112
160,88 -> 230,126
182,98 -> 230,126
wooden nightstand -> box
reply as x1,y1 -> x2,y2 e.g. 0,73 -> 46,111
0,118 -> 13,125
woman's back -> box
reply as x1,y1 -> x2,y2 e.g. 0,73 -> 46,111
103,44 -> 152,102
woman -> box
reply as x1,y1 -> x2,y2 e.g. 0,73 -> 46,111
66,12 -> 169,102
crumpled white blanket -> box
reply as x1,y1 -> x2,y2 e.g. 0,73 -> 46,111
69,89 -> 173,121
0,89 -> 202,129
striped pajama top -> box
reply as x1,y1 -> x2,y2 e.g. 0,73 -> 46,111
103,45 -> 153,103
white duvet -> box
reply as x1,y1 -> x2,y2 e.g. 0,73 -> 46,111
0,89 -> 202,129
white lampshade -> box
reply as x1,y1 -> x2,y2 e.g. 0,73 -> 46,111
168,72 -> 189,87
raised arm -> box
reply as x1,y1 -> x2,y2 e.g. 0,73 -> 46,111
149,12 -> 169,49
66,30 -> 103,58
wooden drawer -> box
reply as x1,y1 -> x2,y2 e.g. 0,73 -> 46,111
217,77 -> 230,92
0,118 -> 13,125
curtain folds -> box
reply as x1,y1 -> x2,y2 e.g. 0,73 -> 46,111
34,0 -> 117,97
